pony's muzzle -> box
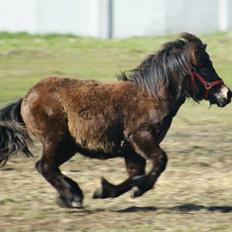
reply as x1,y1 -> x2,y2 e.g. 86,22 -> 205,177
213,84 -> 231,107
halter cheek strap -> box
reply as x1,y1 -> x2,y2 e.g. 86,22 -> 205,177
190,71 -> 224,100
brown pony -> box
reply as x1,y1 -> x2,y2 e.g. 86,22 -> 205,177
0,33 -> 231,208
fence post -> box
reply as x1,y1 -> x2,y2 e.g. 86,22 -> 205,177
219,0 -> 228,32
108,0 -> 113,38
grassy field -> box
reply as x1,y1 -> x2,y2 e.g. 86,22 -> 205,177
0,32 -> 232,232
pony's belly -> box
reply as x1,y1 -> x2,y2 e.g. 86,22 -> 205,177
69,119 -> 124,154
75,136 -> 121,154
76,146 -> 123,159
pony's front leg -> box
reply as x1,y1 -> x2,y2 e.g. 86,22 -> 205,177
131,148 -> 167,197
128,130 -> 168,198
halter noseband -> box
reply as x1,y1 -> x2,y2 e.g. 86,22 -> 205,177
190,69 -> 224,99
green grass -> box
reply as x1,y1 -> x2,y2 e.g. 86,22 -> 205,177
0,32 -> 232,104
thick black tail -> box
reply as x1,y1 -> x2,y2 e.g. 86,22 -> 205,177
0,99 -> 33,167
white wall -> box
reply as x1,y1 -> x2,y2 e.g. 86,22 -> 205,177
0,0 -> 37,33
0,0 -> 231,38
113,0 -> 166,37
0,0 -> 109,38
36,0 -> 99,36
227,0 -> 232,30
113,0 -> 221,37
164,0 -> 219,35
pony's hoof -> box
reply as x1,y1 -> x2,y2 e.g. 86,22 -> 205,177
131,186 -> 143,198
93,177 -> 116,199
93,188 -> 103,199
56,196 -> 83,209
70,201 -> 84,208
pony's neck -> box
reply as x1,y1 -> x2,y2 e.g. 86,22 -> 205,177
169,95 -> 186,117
158,85 -> 187,119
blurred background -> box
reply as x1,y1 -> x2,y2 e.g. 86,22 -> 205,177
0,0 -> 231,38
0,1 -> 232,232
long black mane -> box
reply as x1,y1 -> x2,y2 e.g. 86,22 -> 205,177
119,33 -> 204,101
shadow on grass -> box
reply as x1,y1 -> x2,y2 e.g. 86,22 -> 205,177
67,204 -> 232,215
115,204 -> 232,213
171,204 -> 232,213
67,206 -> 158,215
0,167 -> 14,171
116,206 -> 158,213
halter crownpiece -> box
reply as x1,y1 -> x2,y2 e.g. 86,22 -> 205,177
190,69 -> 224,99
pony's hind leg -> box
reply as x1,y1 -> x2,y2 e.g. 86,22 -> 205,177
36,137 -> 83,208
93,152 -> 146,199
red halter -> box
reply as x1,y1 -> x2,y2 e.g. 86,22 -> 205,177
190,70 -> 224,99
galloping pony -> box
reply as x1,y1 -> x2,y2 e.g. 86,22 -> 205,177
0,33 -> 231,208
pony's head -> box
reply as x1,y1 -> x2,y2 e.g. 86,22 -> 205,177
120,33 -> 231,107
180,33 -> 231,107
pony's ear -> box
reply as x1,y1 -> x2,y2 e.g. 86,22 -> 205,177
181,33 -> 205,66
180,33 -> 203,45
188,43 -> 199,66
188,42 -> 208,66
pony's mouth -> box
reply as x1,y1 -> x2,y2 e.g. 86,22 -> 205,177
208,85 -> 231,107
209,96 -> 231,107
215,98 -> 231,107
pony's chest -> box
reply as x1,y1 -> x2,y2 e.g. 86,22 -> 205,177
149,100 -> 184,143
154,116 -> 173,143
